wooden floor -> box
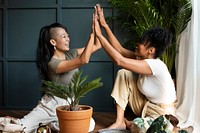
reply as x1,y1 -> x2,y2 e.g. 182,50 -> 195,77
92,111 -> 135,133
0,110 -> 136,133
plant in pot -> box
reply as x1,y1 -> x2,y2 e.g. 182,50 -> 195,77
42,70 -> 103,133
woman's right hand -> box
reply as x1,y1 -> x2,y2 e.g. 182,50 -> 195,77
95,3 -> 107,27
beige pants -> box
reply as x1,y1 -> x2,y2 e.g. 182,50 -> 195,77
111,69 -> 176,119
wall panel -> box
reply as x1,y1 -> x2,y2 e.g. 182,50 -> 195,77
61,8 -> 112,61
62,0 -> 108,7
0,9 -> 2,57
7,62 -> 41,109
0,62 -> 2,106
80,62 -> 115,112
0,0 -> 124,112
7,0 -> 57,7
7,9 -> 56,58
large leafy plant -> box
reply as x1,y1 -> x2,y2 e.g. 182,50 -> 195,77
42,70 -> 103,111
107,0 -> 192,74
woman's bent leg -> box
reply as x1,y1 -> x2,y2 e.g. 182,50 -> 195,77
111,69 -> 146,116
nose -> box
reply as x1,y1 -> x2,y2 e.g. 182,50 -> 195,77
67,37 -> 70,41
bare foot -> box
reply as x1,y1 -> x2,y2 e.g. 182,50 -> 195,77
107,120 -> 126,129
98,119 -> 126,132
124,118 -> 141,133
124,118 -> 133,129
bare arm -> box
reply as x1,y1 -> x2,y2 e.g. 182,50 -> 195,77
55,12 -> 101,74
55,33 -> 95,74
76,8 -> 102,56
97,34 -> 152,75
96,4 -> 135,59
94,15 -> 152,75
76,36 -> 101,56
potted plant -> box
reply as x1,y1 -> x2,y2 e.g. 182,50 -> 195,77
107,0 -> 192,75
42,70 -> 103,133
133,115 -> 189,133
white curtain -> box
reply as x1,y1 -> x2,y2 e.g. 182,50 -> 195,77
176,0 -> 200,132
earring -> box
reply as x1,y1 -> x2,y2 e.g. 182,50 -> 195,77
54,46 -> 56,50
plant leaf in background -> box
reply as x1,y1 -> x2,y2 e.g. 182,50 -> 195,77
107,0 -> 192,73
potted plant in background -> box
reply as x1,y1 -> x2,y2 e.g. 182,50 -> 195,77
133,115 -> 189,133
107,0 -> 192,76
42,70 -> 103,133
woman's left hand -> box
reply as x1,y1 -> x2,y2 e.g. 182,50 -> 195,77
93,14 -> 102,37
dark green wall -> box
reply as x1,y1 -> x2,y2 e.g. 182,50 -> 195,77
0,0 -> 127,112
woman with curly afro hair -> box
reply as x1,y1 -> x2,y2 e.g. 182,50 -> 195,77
94,4 -> 178,132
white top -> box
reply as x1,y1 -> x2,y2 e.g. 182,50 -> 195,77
137,59 -> 176,104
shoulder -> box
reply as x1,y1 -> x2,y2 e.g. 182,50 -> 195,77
145,59 -> 168,75
65,49 -> 78,59
145,58 -> 165,66
48,58 -> 61,72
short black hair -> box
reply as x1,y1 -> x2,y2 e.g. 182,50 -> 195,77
139,26 -> 172,58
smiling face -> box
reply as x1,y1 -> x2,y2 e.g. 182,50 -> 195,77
50,27 -> 70,52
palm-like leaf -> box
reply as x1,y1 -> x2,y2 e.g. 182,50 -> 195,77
42,70 -> 103,111
172,0 -> 192,36
76,78 -> 103,100
42,81 -> 73,105
109,0 -> 161,36
108,0 -> 192,73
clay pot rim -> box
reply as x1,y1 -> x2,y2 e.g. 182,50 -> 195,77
56,105 -> 93,113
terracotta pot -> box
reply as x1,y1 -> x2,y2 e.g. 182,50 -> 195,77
56,105 -> 93,133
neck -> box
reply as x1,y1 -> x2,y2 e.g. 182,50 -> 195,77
53,50 -> 65,60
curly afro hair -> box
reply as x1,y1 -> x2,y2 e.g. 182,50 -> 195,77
139,26 -> 173,58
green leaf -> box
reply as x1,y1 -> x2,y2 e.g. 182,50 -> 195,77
178,130 -> 188,133
147,115 -> 165,133
133,117 -> 145,128
107,0 -> 192,73
42,70 -> 103,111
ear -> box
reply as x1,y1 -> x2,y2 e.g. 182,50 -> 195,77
50,39 -> 56,46
148,47 -> 156,54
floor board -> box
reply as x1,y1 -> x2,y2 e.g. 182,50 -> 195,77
0,110 -> 135,133
0,110 -> 193,133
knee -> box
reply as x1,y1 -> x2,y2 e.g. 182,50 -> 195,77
117,69 -> 130,75
117,69 -> 138,80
